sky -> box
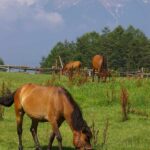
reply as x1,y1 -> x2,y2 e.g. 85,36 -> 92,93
0,0 -> 150,67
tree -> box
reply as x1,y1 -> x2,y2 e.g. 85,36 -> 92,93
76,31 -> 101,67
125,26 -> 150,70
40,25 -> 150,71
40,40 -> 76,68
0,58 -> 4,65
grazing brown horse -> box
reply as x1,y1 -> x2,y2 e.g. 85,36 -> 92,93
92,55 -> 108,82
0,83 -> 92,150
99,69 -> 111,82
62,61 -> 82,75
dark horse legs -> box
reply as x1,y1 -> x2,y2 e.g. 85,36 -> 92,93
47,132 -> 55,150
47,118 -> 64,150
30,120 -> 42,150
16,109 -> 63,150
92,69 -> 95,82
16,110 -> 24,150
16,111 -> 41,150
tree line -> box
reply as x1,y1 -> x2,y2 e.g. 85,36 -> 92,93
0,58 -> 4,65
40,25 -> 150,72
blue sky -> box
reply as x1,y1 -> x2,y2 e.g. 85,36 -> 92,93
0,0 -> 150,66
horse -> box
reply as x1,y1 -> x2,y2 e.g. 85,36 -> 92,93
92,54 -> 108,82
99,69 -> 111,82
0,83 -> 92,150
62,61 -> 82,75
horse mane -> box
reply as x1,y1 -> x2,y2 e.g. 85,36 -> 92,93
62,87 -> 86,131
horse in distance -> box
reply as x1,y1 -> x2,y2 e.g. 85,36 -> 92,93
92,54 -> 108,82
0,83 -> 92,150
62,61 -> 82,75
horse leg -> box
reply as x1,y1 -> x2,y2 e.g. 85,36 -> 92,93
98,73 -> 100,82
92,69 -> 95,82
98,71 -> 101,82
47,118 -> 64,150
98,67 -> 102,82
47,132 -> 55,150
16,110 -> 24,150
48,120 -> 63,150
30,119 -> 41,150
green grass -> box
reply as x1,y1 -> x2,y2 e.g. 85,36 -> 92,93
0,72 -> 150,150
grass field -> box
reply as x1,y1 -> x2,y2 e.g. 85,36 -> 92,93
0,72 -> 150,150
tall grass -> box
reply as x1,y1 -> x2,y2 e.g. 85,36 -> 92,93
0,72 -> 150,149
120,87 -> 129,121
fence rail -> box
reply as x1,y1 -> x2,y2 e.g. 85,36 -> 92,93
0,65 -> 60,73
0,65 -> 150,77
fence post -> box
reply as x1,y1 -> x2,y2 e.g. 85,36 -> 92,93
141,67 -> 144,78
59,56 -> 63,68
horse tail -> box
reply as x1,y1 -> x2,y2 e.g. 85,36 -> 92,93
0,91 -> 16,107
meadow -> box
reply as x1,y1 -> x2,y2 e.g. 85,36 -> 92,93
0,71 -> 150,150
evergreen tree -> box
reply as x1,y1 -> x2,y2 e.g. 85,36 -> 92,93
40,25 -> 150,71
0,58 -> 4,65
40,40 -> 76,67
76,32 -> 101,67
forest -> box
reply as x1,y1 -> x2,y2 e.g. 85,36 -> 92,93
40,25 -> 150,72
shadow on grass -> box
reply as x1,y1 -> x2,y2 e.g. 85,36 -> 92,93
42,145 -> 74,150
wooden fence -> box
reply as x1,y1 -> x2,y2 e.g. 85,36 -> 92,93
0,65 -> 150,77
0,65 -> 60,74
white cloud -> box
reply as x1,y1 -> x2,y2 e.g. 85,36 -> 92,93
16,0 -> 36,6
97,0 -> 150,23
0,0 -> 37,10
142,0 -> 150,3
0,0 -> 64,30
98,0 -> 127,19
52,0 -> 81,9
35,10 -> 64,26
97,0 -> 150,22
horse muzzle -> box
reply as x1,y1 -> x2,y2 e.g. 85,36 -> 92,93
84,147 -> 93,150
76,146 -> 93,150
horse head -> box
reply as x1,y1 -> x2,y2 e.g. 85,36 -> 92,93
73,124 -> 93,150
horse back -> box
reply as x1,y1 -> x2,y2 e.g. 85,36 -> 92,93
14,83 -> 73,122
92,55 -> 104,70
63,61 -> 81,73
72,61 -> 81,68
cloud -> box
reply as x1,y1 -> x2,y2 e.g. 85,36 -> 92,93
97,0 -> 150,20
52,0 -> 81,9
96,0 -> 150,24
97,0 -> 128,20
16,0 -> 37,6
142,0 -> 150,3
0,0 -> 64,31
0,0 -> 36,10
35,10 -> 64,27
